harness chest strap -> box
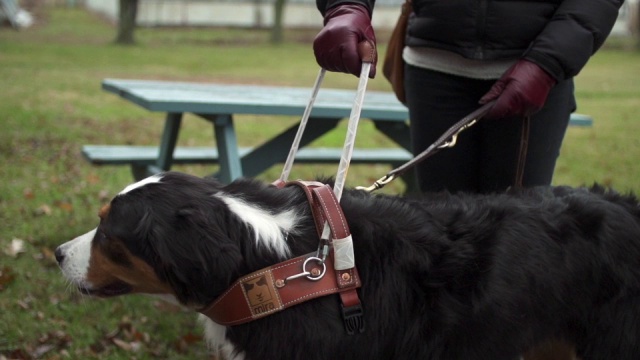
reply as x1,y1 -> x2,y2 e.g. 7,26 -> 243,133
199,252 -> 361,326
286,182 -> 360,289
305,183 -> 364,333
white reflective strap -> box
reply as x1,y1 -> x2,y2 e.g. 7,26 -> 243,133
333,235 -> 355,270
332,62 -> 370,200
278,68 -> 326,183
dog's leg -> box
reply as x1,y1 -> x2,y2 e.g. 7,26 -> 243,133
523,340 -> 577,360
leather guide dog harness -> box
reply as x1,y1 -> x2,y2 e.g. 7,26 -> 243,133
201,44 -> 375,333
200,181 -> 363,333
199,45 -> 508,334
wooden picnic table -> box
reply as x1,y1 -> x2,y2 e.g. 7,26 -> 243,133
92,78 -> 415,183
87,78 -> 592,184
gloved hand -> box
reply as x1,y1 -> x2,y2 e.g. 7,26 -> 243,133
479,59 -> 557,119
313,4 -> 377,78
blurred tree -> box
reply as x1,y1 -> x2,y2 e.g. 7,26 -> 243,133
637,1 -> 640,49
115,0 -> 138,45
253,0 -> 264,28
271,0 -> 287,44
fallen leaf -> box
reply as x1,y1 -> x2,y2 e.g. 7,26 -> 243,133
32,344 -> 55,358
49,295 -> 61,305
34,204 -> 52,216
2,349 -> 30,360
57,202 -> 74,212
40,247 -> 56,262
89,340 -> 107,354
130,341 -> 142,352
16,300 -> 30,310
23,188 -> 35,200
174,332 -> 202,353
111,338 -> 140,352
98,189 -> 110,202
181,332 -> 202,345
104,327 -> 120,341
86,173 -> 100,184
4,239 -> 25,258
29,331 -> 72,358
111,338 -> 130,351
0,266 -> 16,291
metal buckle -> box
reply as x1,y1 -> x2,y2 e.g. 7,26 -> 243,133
341,303 -> 365,335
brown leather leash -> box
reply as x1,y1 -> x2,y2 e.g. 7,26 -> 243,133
357,100 -> 497,192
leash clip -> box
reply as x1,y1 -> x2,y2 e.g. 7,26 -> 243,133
438,119 -> 477,149
316,237 -> 330,263
355,174 -> 396,193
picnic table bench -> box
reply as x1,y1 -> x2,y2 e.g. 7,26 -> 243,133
88,79 -> 593,185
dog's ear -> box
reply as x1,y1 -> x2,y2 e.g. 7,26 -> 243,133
143,201 -> 245,306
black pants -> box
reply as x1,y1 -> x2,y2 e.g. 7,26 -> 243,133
405,64 -> 577,194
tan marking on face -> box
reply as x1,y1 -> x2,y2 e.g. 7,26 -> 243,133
86,238 -> 173,295
99,204 -> 110,219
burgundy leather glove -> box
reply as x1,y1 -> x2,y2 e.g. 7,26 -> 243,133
313,4 -> 377,78
479,59 -> 557,119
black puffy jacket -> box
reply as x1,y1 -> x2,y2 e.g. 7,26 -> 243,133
316,0 -> 624,81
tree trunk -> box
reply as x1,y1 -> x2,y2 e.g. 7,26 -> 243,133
270,0 -> 286,44
253,0 -> 264,28
637,0 -> 640,50
115,0 -> 139,45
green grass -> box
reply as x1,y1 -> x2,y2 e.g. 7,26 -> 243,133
1,5 -> 639,359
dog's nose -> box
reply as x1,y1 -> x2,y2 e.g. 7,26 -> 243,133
54,247 -> 65,265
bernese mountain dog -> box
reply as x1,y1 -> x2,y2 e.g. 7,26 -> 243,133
56,171 -> 640,359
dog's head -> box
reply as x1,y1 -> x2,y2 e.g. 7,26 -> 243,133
55,172 -> 274,308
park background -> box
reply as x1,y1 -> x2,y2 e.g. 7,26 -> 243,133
1,1 -> 639,359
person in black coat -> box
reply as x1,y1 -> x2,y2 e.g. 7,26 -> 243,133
313,0 -> 624,194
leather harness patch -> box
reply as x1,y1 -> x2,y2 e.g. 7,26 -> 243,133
241,271 -> 283,318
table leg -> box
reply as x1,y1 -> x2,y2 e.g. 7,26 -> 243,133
372,120 -> 411,151
239,117 -> 341,178
131,112 -> 183,180
157,112 -> 183,169
211,114 -> 243,183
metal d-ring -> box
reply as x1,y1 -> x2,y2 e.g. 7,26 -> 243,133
284,257 -> 327,283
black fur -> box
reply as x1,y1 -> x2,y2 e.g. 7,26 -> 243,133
107,172 -> 640,359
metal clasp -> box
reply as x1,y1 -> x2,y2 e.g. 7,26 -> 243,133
283,257 -> 326,284
438,119 -> 477,149
355,174 -> 396,193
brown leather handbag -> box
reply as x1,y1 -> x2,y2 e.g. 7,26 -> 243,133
382,0 -> 412,104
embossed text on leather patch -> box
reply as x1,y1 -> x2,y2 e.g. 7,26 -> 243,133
241,271 -> 282,318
